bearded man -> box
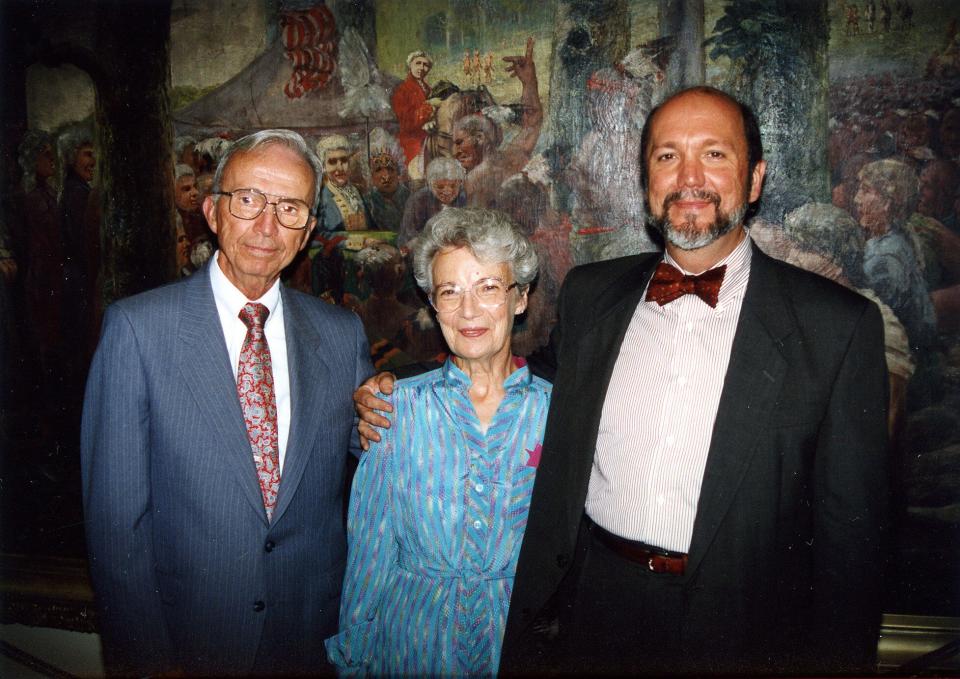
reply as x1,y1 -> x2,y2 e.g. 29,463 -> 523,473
357,86 -> 889,675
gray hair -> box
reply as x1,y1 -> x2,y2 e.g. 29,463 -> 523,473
56,122 -> 93,169
857,158 -> 918,226
174,163 -> 195,181
426,157 -> 466,184
315,134 -> 352,168
213,129 -> 323,210
406,50 -> 432,69
412,208 -> 538,293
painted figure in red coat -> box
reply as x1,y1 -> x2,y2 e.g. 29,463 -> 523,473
391,51 -> 436,166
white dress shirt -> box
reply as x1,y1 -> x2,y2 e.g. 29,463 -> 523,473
209,252 -> 292,472
585,235 -> 753,553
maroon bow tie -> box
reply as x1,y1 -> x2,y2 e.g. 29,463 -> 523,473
645,262 -> 727,308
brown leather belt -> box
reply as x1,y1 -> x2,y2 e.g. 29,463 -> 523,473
589,520 -> 688,575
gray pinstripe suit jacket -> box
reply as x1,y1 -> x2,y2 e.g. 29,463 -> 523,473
81,262 -> 373,675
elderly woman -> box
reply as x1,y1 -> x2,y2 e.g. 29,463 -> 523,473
326,208 -> 551,676
399,156 -> 467,248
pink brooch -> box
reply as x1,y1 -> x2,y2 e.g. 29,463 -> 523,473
525,443 -> 543,468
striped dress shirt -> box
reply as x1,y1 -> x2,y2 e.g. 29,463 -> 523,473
585,235 -> 752,553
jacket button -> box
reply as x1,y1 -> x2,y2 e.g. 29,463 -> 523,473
253,600 -> 265,612
264,540 -> 276,553
556,553 -> 569,568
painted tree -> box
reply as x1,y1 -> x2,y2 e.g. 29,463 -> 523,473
705,0 -> 830,222
16,1 -> 177,303
93,0 -> 177,302
659,0 -> 705,89
546,0 -> 631,211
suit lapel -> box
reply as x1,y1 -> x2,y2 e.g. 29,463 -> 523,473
177,264 -> 268,523
685,247 -> 797,576
270,288 -> 333,523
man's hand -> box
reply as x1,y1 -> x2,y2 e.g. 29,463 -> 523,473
503,37 -> 536,85
354,372 -> 396,450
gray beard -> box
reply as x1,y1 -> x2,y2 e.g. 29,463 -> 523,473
648,190 -> 748,251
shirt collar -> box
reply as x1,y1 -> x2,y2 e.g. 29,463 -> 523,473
659,232 -> 753,309
209,250 -> 282,322
441,356 -> 532,392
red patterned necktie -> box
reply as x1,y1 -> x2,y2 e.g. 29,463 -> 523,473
237,303 -> 280,520
645,262 -> 727,308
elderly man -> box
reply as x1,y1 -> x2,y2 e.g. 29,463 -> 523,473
452,37 -> 542,208
391,50 -> 435,166
359,87 -> 889,674
399,156 -> 466,248
82,129 -> 374,676
316,134 -> 371,233
855,158 -> 937,350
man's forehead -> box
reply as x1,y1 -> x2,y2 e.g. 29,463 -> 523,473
649,92 -> 747,144
223,145 -> 315,199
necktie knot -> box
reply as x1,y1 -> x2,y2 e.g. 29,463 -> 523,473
239,303 -> 269,330
646,262 -> 727,308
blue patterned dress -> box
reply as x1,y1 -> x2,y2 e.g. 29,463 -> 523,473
325,359 -> 551,676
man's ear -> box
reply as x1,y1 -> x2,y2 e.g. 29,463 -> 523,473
202,195 -> 219,235
296,216 -> 316,252
749,159 -> 767,204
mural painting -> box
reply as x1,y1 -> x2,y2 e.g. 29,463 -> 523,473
1,0 -> 958,636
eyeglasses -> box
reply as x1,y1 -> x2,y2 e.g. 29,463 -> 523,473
213,188 -> 312,230
430,277 -> 519,312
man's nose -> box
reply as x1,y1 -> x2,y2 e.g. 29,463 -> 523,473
253,203 -> 281,234
679,156 -> 705,188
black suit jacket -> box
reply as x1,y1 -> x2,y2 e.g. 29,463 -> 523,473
504,244 -> 889,673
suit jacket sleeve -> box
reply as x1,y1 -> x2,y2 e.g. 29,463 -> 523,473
811,298 -> 889,671
81,304 -> 175,675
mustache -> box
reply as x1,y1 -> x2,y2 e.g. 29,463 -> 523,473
662,189 -> 721,211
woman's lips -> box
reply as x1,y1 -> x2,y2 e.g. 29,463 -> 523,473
459,327 -> 488,338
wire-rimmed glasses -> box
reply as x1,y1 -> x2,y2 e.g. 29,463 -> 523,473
213,188 -> 312,230
430,277 -> 520,312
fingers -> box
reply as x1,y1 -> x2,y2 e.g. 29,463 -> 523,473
376,372 -> 397,395
359,422 -> 381,449
526,36 -> 535,60
356,389 -> 393,414
362,407 -> 392,428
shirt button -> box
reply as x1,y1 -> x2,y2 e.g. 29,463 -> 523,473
677,375 -> 687,386
474,483 -> 484,493
473,520 -> 483,529
665,435 -> 675,446
656,495 -> 665,506
264,540 -> 275,553
253,600 -> 265,612
686,322 -> 694,332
